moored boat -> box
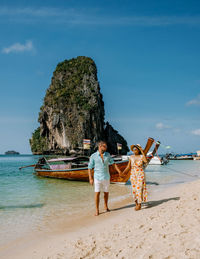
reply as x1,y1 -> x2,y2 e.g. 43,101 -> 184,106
20,137 -> 157,183
148,156 -> 169,165
193,150 -> 200,160
35,156 -> 129,183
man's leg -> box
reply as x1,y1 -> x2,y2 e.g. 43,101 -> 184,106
95,192 -> 100,216
103,179 -> 110,212
104,192 -> 110,212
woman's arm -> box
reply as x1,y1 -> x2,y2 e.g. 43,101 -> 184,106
121,160 -> 131,176
141,150 -> 148,163
113,163 -> 122,174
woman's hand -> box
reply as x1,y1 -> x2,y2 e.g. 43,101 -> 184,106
120,170 -> 125,176
114,164 -> 122,176
140,150 -> 148,163
142,155 -> 148,164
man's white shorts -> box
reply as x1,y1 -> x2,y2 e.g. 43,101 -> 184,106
94,179 -> 110,193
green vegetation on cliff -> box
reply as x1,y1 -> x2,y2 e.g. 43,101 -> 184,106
41,56 -> 98,117
29,127 -> 48,154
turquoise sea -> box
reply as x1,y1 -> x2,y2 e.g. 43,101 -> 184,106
0,155 -> 200,247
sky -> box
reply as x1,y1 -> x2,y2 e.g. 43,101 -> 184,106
0,0 -> 200,154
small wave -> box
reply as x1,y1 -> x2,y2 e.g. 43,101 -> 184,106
0,203 -> 45,210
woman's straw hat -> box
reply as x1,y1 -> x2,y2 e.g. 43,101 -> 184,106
130,144 -> 144,153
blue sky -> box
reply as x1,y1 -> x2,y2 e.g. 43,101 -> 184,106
0,0 -> 200,154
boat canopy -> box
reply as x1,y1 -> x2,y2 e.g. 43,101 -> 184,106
47,157 -> 76,162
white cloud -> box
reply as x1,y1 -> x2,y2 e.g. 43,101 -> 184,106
1,7 -> 200,26
155,122 -> 171,130
0,7 -> 71,17
2,40 -> 34,54
186,94 -> 200,106
191,129 -> 200,136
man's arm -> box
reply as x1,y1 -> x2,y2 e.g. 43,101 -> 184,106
109,154 -> 123,175
88,156 -> 94,185
88,169 -> 94,185
122,160 -> 131,176
113,163 -> 122,174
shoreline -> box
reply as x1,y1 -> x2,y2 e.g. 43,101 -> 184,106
1,178 -> 200,258
0,180 -> 175,248
0,191 -> 134,259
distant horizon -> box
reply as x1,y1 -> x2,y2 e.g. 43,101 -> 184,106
0,151 -> 199,156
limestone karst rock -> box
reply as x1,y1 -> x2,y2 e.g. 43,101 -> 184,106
104,122 -> 129,155
30,56 -> 129,155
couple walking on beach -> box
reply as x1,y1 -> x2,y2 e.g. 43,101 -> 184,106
88,141 -> 148,216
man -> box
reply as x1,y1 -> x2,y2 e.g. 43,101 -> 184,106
88,141 -> 121,216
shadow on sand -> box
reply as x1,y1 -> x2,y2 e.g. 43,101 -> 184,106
125,181 -> 159,186
144,197 -> 180,209
111,197 -> 180,211
0,203 -> 45,210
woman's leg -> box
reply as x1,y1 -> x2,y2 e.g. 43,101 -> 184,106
134,172 -> 144,210
142,173 -> 148,202
130,175 -> 137,205
131,173 -> 141,211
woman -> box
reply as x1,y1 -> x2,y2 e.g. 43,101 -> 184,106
120,144 -> 148,211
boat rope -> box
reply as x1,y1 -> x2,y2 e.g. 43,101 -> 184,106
43,156 -> 51,168
163,165 -> 199,178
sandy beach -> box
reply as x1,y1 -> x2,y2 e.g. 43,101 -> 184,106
0,178 -> 199,259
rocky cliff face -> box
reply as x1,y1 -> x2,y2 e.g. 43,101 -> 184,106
104,122 -> 129,155
30,56 -> 129,155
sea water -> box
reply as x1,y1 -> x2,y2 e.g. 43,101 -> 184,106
0,155 -> 200,246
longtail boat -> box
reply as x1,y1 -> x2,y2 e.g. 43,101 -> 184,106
34,156 -> 129,183
19,137 -> 157,183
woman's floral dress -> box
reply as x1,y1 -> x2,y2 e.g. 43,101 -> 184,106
130,155 -> 147,203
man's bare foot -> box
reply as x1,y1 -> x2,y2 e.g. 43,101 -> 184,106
105,208 -> 110,212
94,211 -> 99,216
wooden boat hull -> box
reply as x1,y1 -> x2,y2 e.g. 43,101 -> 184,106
143,137 -> 154,155
35,160 -> 129,183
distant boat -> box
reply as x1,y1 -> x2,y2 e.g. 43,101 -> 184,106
149,156 -> 169,165
147,152 -> 169,165
193,156 -> 200,160
193,150 -> 200,160
167,153 -> 194,160
5,150 -> 20,155
172,155 -> 193,160
34,156 -> 130,184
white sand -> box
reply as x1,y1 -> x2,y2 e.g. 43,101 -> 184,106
1,179 -> 200,259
